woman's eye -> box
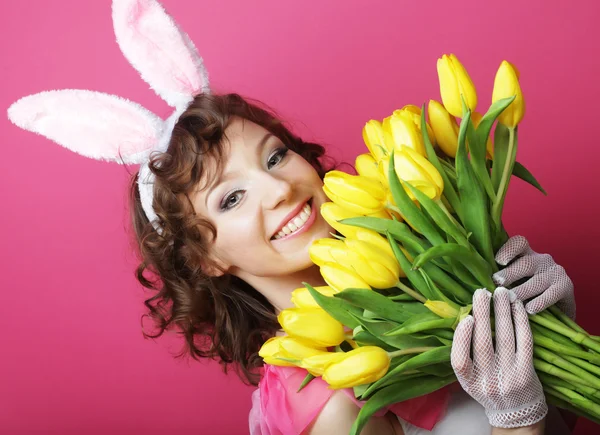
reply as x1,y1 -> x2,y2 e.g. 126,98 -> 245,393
267,147 -> 289,170
220,190 -> 244,211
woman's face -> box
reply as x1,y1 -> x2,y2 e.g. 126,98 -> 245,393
191,117 -> 333,282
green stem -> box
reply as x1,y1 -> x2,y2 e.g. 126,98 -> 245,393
562,355 -> 600,377
491,126 -> 516,230
539,372 -> 600,401
388,347 -> 436,359
533,358 -> 598,390
395,281 -> 426,303
529,313 -> 600,353
534,347 -> 600,389
533,332 -> 600,364
548,305 -> 584,334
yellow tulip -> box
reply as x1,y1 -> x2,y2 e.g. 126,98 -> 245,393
278,336 -> 328,358
382,111 -> 426,156
343,238 -> 404,286
393,147 -> 444,200
291,285 -> 338,308
322,346 -> 390,389
278,307 -> 346,347
259,336 -> 326,367
424,300 -> 459,319
355,153 -> 383,182
437,54 -> 477,117
362,120 -> 392,161
311,233 -> 403,288
470,111 -> 494,159
309,238 -> 345,266
320,202 -> 363,239
492,60 -> 525,128
428,99 -> 459,157
258,337 -> 295,366
300,352 -> 346,376
323,171 -> 387,215
320,262 -> 371,293
393,106 -> 437,147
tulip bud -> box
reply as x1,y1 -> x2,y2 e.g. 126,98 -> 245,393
344,238 -> 404,286
355,153 -> 383,182
492,60 -> 525,128
278,307 -> 346,347
393,147 -> 444,200
322,346 -> 390,389
323,171 -> 387,215
382,111 -> 426,156
470,111 -> 494,159
258,337 -> 296,366
437,54 -> 477,117
259,336 -> 328,367
362,120 -> 391,161
428,100 -> 459,157
291,285 -> 338,308
300,352 -> 346,376
424,300 -> 459,319
320,202 -> 363,239
393,106 -> 437,147
320,262 -> 371,293
309,238 -> 345,266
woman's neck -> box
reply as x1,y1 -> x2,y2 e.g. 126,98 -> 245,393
241,264 -> 327,313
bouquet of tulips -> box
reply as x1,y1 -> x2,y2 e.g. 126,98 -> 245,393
259,54 -> 600,433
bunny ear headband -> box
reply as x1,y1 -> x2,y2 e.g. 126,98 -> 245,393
7,0 -> 210,234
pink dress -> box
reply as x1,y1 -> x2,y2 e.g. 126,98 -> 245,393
248,364 -> 451,435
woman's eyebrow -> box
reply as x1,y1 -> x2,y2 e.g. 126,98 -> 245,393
204,132 -> 274,206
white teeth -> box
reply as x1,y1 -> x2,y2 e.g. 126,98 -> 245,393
273,201 -> 312,239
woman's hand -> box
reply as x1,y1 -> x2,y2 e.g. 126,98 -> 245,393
492,235 -> 575,319
451,288 -> 548,429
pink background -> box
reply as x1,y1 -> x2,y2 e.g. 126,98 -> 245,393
1,0 -> 599,433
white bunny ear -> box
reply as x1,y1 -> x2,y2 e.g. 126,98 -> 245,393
112,0 -> 210,108
7,89 -> 164,165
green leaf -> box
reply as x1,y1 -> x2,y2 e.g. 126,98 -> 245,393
512,161 -> 547,195
304,283 -> 362,329
386,234 -> 430,299
296,373 -> 315,393
335,288 -> 415,324
350,375 -> 456,435
353,327 -> 396,352
455,109 -> 496,269
350,313 -> 442,350
359,347 -> 454,400
387,152 -> 445,246
418,261 -> 473,305
418,362 -> 455,377
403,182 -> 469,247
385,313 -> 455,336
421,105 -> 464,222
491,123 -> 510,192
412,243 -> 495,290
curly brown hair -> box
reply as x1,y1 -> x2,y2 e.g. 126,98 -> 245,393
129,93 -> 333,385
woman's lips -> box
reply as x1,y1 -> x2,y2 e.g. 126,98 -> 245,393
272,199 -> 316,241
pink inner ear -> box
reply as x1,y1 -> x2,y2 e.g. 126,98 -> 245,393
113,0 -> 210,108
8,89 -> 163,164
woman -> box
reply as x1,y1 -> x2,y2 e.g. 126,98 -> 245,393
8,1 -> 576,433
130,93 -> 574,434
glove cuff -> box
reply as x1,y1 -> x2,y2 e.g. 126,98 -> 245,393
486,397 -> 548,429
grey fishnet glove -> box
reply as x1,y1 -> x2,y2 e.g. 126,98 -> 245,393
451,287 -> 548,428
492,235 -> 576,319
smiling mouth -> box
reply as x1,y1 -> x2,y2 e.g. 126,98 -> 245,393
272,199 -> 313,240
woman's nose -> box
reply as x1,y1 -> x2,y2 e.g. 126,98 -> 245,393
262,173 -> 293,210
